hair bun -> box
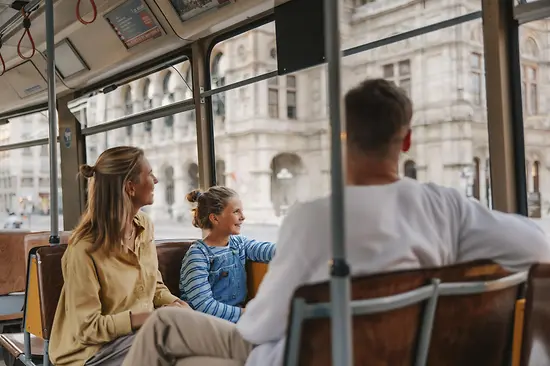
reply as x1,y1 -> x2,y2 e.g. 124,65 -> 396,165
186,189 -> 202,203
80,164 -> 96,179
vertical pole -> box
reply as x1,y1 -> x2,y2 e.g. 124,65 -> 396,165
323,0 -> 353,365
45,0 -> 60,244
481,0 -> 526,215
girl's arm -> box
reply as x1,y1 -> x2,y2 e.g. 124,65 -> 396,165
241,237 -> 276,263
179,245 -> 243,323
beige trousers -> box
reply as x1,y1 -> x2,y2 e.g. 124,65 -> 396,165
122,307 -> 253,366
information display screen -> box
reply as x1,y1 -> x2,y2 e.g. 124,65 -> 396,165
105,0 -> 163,50
169,0 -> 232,22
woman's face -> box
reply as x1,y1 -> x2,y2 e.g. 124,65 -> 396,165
129,157 -> 158,208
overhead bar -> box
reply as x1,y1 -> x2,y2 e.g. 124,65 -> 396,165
45,0 -> 60,244
514,0 -> 550,24
0,0 -> 41,37
343,11 -> 482,58
323,1 -> 352,366
80,98 -> 195,136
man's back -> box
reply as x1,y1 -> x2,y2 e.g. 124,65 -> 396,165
237,178 -> 550,366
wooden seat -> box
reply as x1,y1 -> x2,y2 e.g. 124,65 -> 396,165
284,260 -> 528,366
0,231 -> 31,296
519,263 -> 550,365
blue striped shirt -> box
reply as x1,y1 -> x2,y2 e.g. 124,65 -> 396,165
179,235 -> 276,322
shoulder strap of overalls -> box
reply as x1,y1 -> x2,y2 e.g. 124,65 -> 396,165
194,239 -> 214,270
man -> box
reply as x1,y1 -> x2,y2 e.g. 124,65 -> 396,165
122,79 -> 550,366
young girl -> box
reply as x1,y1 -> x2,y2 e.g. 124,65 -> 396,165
179,186 -> 276,323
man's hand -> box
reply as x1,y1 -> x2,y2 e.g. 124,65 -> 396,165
164,299 -> 191,309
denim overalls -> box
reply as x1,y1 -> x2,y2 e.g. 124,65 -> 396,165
196,239 -> 247,306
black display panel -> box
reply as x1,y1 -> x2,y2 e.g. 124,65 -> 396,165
274,0 -> 326,75
105,0 -> 163,50
169,0 -> 232,22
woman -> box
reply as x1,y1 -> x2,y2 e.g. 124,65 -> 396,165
49,146 -> 188,366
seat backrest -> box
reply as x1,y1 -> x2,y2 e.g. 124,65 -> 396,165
35,244 -> 67,340
0,230 -> 32,295
155,239 -> 196,297
286,260 -> 523,366
520,263 -> 550,366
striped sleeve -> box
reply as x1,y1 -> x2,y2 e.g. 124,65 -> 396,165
241,236 -> 276,263
179,245 -> 242,323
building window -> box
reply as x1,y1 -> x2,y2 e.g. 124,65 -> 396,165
383,60 -> 411,96
470,53 -> 482,105
286,75 -> 297,119
404,160 -> 417,180
522,65 -> 538,116
269,88 -> 279,118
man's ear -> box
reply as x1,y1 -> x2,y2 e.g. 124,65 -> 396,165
402,129 -> 412,152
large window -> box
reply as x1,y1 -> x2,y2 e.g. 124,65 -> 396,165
209,21 -> 327,241
80,59 -> 201,239
344,15 -> 491,206
0,120 -> 64,231
519,27 -> 546,220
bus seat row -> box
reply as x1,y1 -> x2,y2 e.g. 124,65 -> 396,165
0,237 -> 197,366
2,234 -> 549,366
284,260 -> 550,366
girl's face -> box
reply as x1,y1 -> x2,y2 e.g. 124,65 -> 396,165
210,196 -> 245,235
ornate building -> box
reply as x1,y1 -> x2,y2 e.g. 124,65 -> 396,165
44,0 -> 550,223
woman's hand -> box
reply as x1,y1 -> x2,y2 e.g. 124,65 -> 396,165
164,299 -> 191,309
130,312 -> 151,330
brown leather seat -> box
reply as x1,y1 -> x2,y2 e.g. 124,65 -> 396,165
35,245 -> 67,340
0,230 -> 31,295
0,244 -> 67,361
155,239 -> 195,297
520,263 -> 550,365
285,260 -> 526,366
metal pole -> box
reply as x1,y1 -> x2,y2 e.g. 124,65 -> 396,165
323,1 -> 353,365
45,0 -> 60,244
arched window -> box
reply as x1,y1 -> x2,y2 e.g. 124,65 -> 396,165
163,72 -> 175,128
533,160 -> 540,193
473,157 -> 480,199
124,87 -> 133,136
404,160 -> 417,180
165,166 -> 175,206
216,160 -> 226,186
270,153 -> 303,217
187,163 -> 199,191
142,79 -> 152,133
163,72 -> 172,94
211,52 -> 226,118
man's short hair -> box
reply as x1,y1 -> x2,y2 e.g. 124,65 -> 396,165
345,78 -> 413,155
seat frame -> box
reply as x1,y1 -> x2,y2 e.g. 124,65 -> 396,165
284,270 -> 528,366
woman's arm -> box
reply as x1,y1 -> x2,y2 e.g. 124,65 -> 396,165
241,237 -> 276,263
179,245 -> 243,323
65,244 -> 136,345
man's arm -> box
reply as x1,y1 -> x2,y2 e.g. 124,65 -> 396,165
452,189 -> 550,271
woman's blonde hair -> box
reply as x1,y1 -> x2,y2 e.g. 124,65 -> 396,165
71,146 -> 144,255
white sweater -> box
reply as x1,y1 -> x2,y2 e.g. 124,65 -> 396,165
236,178 -> 550,366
